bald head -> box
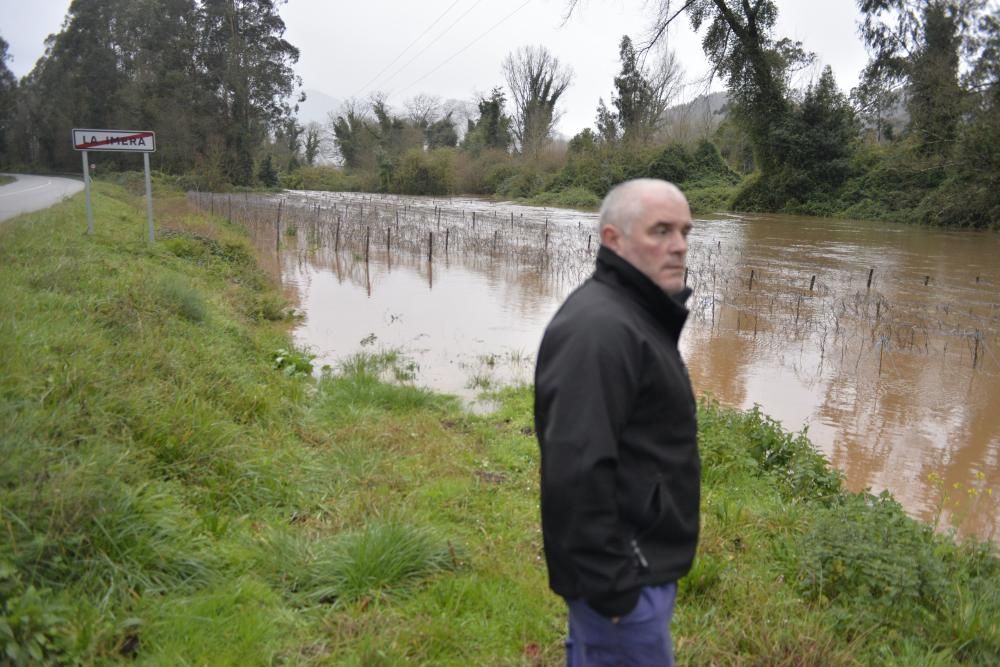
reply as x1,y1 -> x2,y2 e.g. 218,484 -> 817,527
598,179 -> 693,294
598,179 -> 688,236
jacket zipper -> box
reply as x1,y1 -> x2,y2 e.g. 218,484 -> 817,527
631,538 -> 650,572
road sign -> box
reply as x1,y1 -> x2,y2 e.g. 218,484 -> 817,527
72,128 -> 156,152
73,127 -> 157,240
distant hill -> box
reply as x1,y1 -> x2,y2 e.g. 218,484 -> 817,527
659,91 -> 730,143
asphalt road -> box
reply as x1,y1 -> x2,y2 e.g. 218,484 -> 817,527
0,174 -> 85,223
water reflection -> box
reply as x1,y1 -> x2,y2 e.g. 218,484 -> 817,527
197,190 -> 1000,540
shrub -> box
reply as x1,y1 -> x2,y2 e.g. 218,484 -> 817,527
647,144 -> 691,183
735,406 -> 844,502
278,170 -> 304,190
393,148 -> 454,195
0,574 -> 79,666
272,347 -> 314,377
526,187 -> 601,210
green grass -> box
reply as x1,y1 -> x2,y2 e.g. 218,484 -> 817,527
1,183 -> 997,665
0,174 -> 15,186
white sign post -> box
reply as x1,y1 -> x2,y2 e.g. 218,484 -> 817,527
72,129 -> 157,241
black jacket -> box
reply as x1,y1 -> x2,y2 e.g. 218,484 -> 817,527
534,245 -> 700,616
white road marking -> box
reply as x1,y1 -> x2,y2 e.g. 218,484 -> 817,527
0,181 -> 53,198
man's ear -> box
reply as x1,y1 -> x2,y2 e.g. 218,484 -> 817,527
600,224 -> 621,251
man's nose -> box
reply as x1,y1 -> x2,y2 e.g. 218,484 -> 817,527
670,232 -> 687,254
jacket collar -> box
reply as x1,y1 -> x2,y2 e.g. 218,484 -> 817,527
593,245 -> 691,342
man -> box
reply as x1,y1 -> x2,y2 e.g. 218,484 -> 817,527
534,179 -> 699,666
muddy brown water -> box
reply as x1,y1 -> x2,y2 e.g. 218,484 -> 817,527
197,190 -> 1000,540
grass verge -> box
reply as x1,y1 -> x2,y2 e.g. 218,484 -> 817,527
1,183 -> 997,665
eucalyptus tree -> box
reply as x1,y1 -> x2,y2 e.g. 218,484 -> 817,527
0,36 -> 15,164
613,36 -> 682,144
858,0 -> 984,155
20,0 -> 136,168
502,45 -> 573,156
7,0 -> 302,181
198,0 -> 302,184
610,36 -> 654,143
850,67 -> 901,142
11,0 -> 220,171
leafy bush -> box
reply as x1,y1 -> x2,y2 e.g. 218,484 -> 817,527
294,165 -> 369,192
733,406 -> 844,503
272,347 -> 314,376
647,144 -> 691,183
0,580 -> 77,666
526,187 -> 602,210
392,148 -> 454,195
795,492 -> 1000,663
278,170 -> 304,190
797,493 -> 945,622
496,170 -> 544,199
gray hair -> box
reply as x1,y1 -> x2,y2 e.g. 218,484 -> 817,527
598,178 -> 684,235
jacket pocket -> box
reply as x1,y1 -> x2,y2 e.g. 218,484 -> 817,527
636,475 -> 668,539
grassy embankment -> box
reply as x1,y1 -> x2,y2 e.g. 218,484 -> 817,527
2,182 -> 998,665
0,175 -> 15,187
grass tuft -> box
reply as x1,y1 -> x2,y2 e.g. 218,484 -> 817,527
308,521 -> 457,605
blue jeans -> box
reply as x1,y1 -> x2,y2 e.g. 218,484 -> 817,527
565,583 -> 677,667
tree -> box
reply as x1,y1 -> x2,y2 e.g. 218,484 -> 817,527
404,93 -> 441,129
919,6 -> 1000,227
963,7 -> 999,106
199,0 -> 302,184
613,36 -> 681,143
568,1 -> 811,176
8,0 -> 303,181
303,122 -> 323,166
0,36 -> 16,165
17,0 -> 138,168
502,45 -> 573,156
593,36 -> 682,145
257,153 -> 278,186
274,117 -> 303,171
858,0 -> 982,155
329,100 -> 377,170
463,87 -> 512,153
426,112 -> 458,149
611,36 -> 652,143
594,98 -> 619,143
850,67 -> 901,142
371,95 -> 423,158
773,67 -> 857,196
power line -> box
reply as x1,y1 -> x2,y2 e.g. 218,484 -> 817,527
372,0 -> 489,95
395,0 -> 535,98
349,0 -> 463,100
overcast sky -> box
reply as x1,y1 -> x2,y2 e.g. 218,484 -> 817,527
2,0 -> 871,137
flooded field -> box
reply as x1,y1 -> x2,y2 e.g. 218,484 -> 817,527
190,190 -> 1000,540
